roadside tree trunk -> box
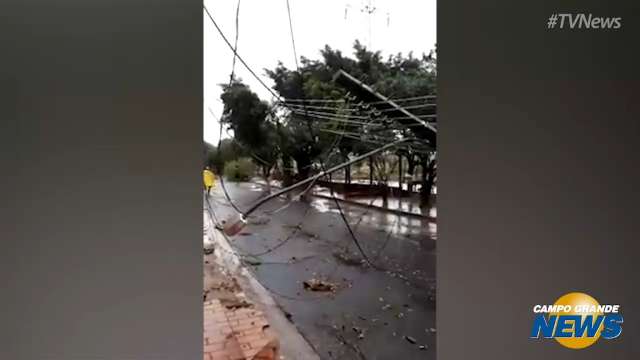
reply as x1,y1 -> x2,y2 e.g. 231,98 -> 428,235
407,155 -> 416,177
281,154 -> 294,187
381,183 -> 389,208
369,156 -> 373,185
295,156 -> 311,181
407,154 -> 417,192
398,153 -> 403,193
420,154 -> 437,208
262,165 -> 273,193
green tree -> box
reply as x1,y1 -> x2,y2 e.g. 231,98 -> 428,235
220,81 -> 280,189
266,41 -> 436,180
210,138 -> 246,173
224,158 -> 255,182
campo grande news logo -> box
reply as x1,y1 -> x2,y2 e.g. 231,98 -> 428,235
530,292 -> 623,349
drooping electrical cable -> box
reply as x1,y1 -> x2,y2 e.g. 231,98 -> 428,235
283,101 -> 435,113
204,5 -> 286,104
283,94 -> 436,104
284,0 -> 378,268
204,2 -> 434,227
282,2 -> 438,280
205,0 -> 245,214
204,194 -> 327,303
205,3 -> 347,217
203,2 -> 436,313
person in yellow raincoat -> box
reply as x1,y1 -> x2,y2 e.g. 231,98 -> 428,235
203,167 -> 216,195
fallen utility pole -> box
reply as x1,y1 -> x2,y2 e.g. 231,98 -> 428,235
244,138 -> 411,217
221,138 -> 413,235
332,69 -> 437,147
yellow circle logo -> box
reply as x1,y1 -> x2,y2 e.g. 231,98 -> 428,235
531,292 -> 623,348
550,292 -> 603,349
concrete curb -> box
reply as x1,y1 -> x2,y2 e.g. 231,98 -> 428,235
204,208 -> 321,360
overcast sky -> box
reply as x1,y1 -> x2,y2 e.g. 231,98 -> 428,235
203,0 -> 436,145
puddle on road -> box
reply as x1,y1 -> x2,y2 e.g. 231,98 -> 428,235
313,191 -> 436,217
310,197 -> 436,241
310,198 -> 342,214
311,199 -> 330,213
428,223 -> 437,239
249,184 -> 264,192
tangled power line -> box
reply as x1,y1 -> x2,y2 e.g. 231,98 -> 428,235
203,1 -> 436,298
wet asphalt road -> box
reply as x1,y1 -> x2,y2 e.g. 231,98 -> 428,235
208,182 -> 436,360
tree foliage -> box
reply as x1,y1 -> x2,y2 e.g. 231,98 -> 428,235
214,41 -> 437,204
219,82 -> 280,180
265,41 -> 436,186
224,158 -> 255,182
209,138 -> 247,173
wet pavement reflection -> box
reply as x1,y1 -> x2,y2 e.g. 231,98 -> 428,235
207,182 -> 436,360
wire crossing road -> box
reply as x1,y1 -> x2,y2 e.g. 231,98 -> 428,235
207,182 -> 436,360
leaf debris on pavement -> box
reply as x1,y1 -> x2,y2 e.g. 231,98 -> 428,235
303,278 -> 337,292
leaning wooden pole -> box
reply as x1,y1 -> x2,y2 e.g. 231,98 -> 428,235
243,138 -> 412,217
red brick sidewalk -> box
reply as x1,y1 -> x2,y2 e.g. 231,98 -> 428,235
204,299 -> 279,360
